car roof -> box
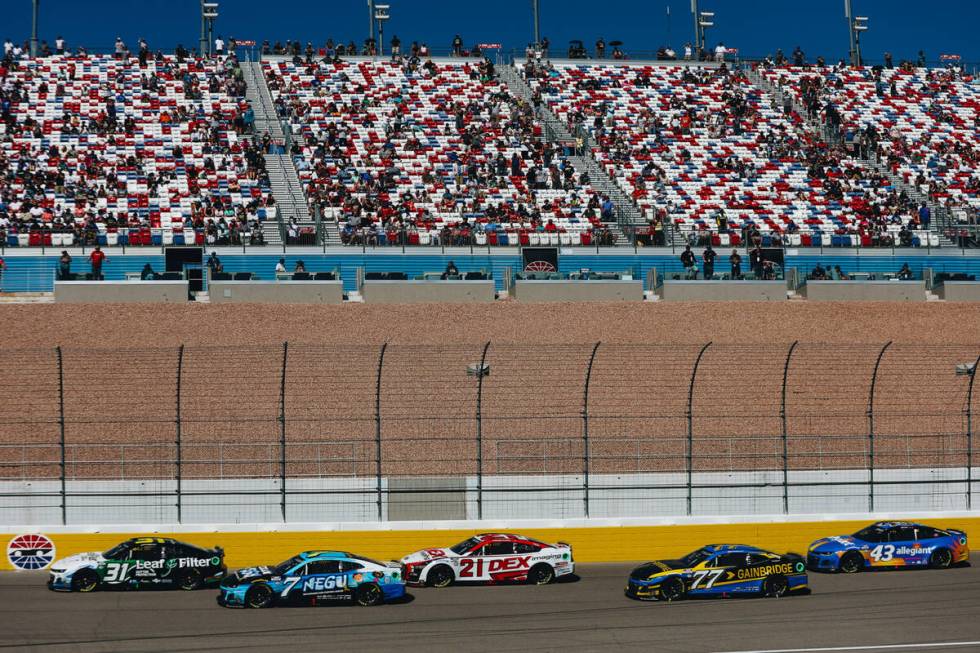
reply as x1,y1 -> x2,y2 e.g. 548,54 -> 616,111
299,550 -> 353,560
127,537 -> 173,545
871,521 -> 921,530
702,544 -> 767,554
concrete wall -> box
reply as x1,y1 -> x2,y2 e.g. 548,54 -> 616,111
512,280 -> 644,302
54,280 -> 188,303
209,280 -> 344,304
660,280 -> 786,302
936,281 -> 980,301
362,280 -> 496,303
802,280 -> 926,302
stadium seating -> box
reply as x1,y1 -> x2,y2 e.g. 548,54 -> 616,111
0,53 -> 274,247
262,57 -> 617,246
522,61 -> 939,247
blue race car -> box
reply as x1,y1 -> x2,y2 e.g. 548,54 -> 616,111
217,551 -> 406,608
625,544 -> 809,601
808,521 -> 969,573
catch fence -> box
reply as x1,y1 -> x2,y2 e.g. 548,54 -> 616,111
0,343 -> 977,525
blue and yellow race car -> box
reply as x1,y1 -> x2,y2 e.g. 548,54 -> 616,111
217,551 -> 406,608
807,521 -> 969,573
625,544 -> 808,601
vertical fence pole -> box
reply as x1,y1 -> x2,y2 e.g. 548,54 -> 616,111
867,341 -> 892,513
175,345 -> 184,524
475,341 -> 491,520
781,341 -> 799,514
375,342 -> 388,521
56,346 -> 66,526
966,354 -> 980,510
687,342 -> 712,516
581,342 -> 601,518
278,341 -> 289,522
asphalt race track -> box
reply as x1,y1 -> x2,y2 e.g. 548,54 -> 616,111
2,564 -> 980,653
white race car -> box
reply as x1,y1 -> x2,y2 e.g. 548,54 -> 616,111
400,533 -> 574,587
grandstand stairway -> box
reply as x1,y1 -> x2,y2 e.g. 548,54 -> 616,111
497,64 -> 640,245
242,60 -> 338,246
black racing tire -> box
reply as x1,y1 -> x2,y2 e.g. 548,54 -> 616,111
527,564 -> 555,585
71,569 -> 100,593
839,551 -> 864,574
659,576 -> 686,602
354,583 -> 384,606
762,574 -> 789,598
426,564 -> 454,588
245,583 -> 274,608
929,548 -> 953,569
175,569 -> 202,591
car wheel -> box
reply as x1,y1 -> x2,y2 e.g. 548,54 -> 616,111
245,583 -> 274,608
354,583 -> 384,606
71,569 -> 99,593
929,548 -> 953,569
176,569 -> 202,591
762,575 -> 788,598
659,576 -> 685,602
426,564 -> 454,588
527,564 -> 555,585
839,552 -> 864,574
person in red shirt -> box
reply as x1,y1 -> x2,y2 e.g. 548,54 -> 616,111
89,246 -> 106,280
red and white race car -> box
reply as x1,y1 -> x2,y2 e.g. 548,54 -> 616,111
400,533 -> 574,587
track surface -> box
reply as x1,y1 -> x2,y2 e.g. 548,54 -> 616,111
1,564 -> 979,652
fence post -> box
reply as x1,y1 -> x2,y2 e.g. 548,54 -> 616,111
966,353 -> 980,510
375,342 -> 388,521
475,341 -> 491,520
867,341 -> 892,513
175,345 -> 184,523
56,346 -> 66,525
687,342 -> 712,516
781,341 -> 799,514
582,342 -> 601,518
278,341 -> 289,522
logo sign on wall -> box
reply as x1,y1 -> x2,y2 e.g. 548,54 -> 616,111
7,534 -> 56,570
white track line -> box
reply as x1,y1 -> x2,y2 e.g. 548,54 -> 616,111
712,642 -> 980,653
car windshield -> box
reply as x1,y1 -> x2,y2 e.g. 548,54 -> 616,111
272,555 -> 304,576
678,548 -> 712,567
103,543 -> 129,559
853,525 -> 887,541
450,537 -> 481,555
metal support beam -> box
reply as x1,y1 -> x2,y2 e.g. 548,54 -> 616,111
533,0 -> 541,46
175,345 -> 184,523
375,342 -> 388,520
687,342 -> 712,515
867,341 -> 892,512
781,341 -> 799,514
31,0 -> 40,57
278,341 -> 288,522
582,342 -> 601,518
475,341 -> 491,519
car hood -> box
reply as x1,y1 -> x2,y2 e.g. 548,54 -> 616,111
629,560 -> 679,580
400,548 -> 458,565
810,536 -> 859,552
50,552 -> 104,573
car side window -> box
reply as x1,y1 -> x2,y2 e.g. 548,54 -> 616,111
128,543 -> 161,561
306,560 -> 343,575
891,527 -> 917,542
744,553 -> 772,565
711,553 -> 742,568
340,561 -> 364,572
514,542 -> 540,554
915,527 -> 937,540
480,542 -> 515,556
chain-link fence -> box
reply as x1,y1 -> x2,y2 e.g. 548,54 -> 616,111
0,343 -> 977,525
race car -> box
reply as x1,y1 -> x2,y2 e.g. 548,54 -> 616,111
48,537 -> 226,592
625,544 -> 808,601
807,521 -> 969,573
217,551 -> 405,608
400,533 -> 574,587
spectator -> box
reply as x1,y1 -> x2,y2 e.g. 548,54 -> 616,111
58,251 -> 72,280
114,37 -> 126,59
275,258 -> 286,273
811,264 -> 827,280
442,260 -> 460,279
917,50 -> 926,67
792,46 -> 805,66
702,244 -> 716,279
714,42 -> 727,63
0,256 -> 5,288
834,265 -> 849,280
680,245 -> 696,279
918,203 -> 931,230
884,52 -> 893,69
391,35 -> 401,56
89,246 -> 106,280
897,263 -> 913,280
729,249 -> 742,279
750,246 -> 763,277
452,35 -> 463,57
207,252 -> 222,275
294,260 -> 306,273
215,35 -> 225,56
683,42 -> 693,60
595,38 -> 605,59
140,263 -> 157,280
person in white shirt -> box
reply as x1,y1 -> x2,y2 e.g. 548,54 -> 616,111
683,42 -> 692,60
55,36 -> 65,54
3,39 -> 12,55
275,258 -> 286,273
714,42 -> 726,62
214,36 -> 225,55
115,37 -> 126,58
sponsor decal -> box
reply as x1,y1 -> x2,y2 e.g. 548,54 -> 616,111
735,563 -> 795,581
7,534 -> 56,570
302,575 -> 347,592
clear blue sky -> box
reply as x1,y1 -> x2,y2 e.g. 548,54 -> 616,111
5,0 -> 979,64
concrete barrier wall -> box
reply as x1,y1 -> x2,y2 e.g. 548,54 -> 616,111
802,280 -> 926,302
512,280 -> 643,302
54,280 -> 188,303
660,280 -> 786,302
209,280 -> 344,304
936,281 -> 980,301
362,280 -> 496,303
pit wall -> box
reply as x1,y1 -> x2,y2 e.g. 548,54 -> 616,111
3,513 -> 978,570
